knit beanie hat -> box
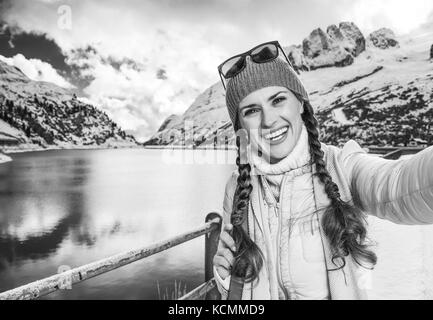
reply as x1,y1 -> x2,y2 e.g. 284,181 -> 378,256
225,57 -> 309,131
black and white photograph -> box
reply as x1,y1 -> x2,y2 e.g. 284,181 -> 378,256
0,0 -> 433,304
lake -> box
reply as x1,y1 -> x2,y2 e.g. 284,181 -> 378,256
0,148 -> 433,299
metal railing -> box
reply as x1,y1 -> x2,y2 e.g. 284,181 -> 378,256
368,146 -> 425,159
0,212 -> 222,300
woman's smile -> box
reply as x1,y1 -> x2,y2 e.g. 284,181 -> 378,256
263,125 -> 289,144
238,86 -> 304,162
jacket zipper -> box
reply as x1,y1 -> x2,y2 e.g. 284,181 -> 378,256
276,176 -> 289,300
261,175 -> 289,300
277,202 -> 289,300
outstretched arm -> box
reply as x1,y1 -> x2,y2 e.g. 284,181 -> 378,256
213,171 -> 237,299
341,140 -> 433,225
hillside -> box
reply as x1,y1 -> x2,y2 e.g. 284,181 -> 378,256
145,22 -> 433,148
0,60 -> 139,153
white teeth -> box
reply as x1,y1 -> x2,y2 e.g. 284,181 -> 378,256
264,127 -> 288,140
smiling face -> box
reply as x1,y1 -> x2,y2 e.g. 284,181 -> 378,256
237,86 -> 304,164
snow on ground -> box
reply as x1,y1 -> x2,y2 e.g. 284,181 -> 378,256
332,107 -> 355,125
0,152 -> 12,163
0,119 -> 25,139
77,96 -> 99,107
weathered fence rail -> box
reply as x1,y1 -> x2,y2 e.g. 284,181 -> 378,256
0,212 -> 222,300
369,146 -> 424,160
178,279 -> 218,300
368,146 -> 425,158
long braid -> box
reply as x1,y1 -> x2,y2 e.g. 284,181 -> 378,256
230,130 -> 264,282
301,100 -> 377,268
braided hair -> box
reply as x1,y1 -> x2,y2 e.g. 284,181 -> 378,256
230,129 -> 264,283
230,94 -> 376,282
300,99 -> 377,269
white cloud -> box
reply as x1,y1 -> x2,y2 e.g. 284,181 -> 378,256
341,0 -> 433,35
0,53 -> 73,88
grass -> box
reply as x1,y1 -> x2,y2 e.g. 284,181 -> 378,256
157,280 -> 188,300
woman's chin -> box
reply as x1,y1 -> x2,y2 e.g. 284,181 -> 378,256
253,140 -> 294,163
269,150 -> 289,163
269,143 -> 294,163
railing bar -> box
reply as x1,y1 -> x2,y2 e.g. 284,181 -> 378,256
382,148 -> 403,159
0,217 -> 221,300
178,279 -> 216,300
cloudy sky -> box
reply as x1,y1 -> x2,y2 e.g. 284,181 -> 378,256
1,0 -> 433,141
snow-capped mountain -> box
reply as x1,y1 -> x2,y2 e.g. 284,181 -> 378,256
145,21 -> 433,148
0,60 -> 139,153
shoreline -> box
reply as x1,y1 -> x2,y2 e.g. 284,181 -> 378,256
1,144 -> 237,155
2,143 -> 425,154
1,143 -> 143,155
143,145 -> 237,150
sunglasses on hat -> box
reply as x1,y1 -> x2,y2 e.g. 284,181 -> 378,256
217,40 -> 294,90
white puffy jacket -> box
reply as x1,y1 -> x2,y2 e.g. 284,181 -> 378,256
214,128 -> 433,300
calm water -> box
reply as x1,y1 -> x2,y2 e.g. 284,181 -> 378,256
0,148 -> 236,299
0,148 -> 433,299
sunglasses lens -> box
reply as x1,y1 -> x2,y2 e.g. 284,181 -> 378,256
251,43 -> 278,63
221,55 -> 246,78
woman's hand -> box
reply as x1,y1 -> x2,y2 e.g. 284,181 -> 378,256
213,223 -> 236,280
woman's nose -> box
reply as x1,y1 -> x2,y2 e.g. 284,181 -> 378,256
261,107 -> 278,128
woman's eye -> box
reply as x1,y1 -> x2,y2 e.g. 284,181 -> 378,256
273,96 -> 286,105
244,109 -> 259,116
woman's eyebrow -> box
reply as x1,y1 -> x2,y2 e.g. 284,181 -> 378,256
267,90 -> 287,101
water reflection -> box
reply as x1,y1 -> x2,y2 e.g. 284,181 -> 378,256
0,192 -> 84,267
0,154 -> 93,268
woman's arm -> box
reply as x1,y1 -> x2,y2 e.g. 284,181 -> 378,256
213,170 -> 238,299
339,140 -> 433,225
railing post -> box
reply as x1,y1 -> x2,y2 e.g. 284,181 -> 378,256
204,212 -> 222,300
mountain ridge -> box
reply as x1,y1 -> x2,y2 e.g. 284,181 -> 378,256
145,22 -> 433,148
0,59 -> 139,153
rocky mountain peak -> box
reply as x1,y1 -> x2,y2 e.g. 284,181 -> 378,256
303,28 -> 331,58
367,28 -> 399,49
289,21 -> 366,71
0,60 -> 29,83
337,22 -> 365,56
327,24 -> 345,41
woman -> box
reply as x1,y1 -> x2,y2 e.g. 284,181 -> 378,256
212,41 -> 433,300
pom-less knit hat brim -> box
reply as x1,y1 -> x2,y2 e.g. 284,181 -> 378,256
225,57 -> 309,131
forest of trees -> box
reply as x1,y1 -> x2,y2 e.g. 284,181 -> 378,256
0,94 -> 132,146
316,92 -> 433,147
